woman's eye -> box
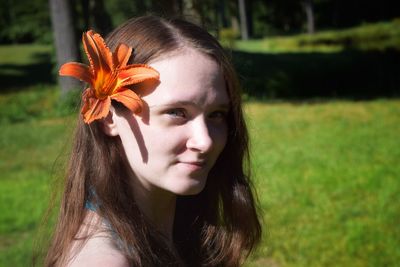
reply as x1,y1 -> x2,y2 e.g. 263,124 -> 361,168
166,108 -> 186,118
209,110 -> 228,121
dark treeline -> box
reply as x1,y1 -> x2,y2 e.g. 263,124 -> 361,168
0,0 -> 399,44
1,0 -> 399,99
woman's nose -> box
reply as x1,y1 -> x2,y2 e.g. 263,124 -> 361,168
186,117 -> 213,153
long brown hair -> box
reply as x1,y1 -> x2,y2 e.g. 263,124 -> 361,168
45,16 -> 261,266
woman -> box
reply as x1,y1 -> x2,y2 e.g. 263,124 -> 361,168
45,15 -> 261,266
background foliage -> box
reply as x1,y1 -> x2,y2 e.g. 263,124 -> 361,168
1,0 -> 400,44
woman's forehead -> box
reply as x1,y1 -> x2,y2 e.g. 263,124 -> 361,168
142,50 -> 229,108
150,48 -> 221,78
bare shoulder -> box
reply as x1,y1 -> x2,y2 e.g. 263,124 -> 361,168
65,211 -> 129,267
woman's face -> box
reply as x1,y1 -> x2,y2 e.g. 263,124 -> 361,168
110,49 -> 229,196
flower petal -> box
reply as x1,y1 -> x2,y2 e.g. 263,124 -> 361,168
119,65 -> 160,87
59,62 -> 93,84
111,89 -> 143,113
81,89 -> 111,123
113,43 -> 132,68
83,30 -> 113,74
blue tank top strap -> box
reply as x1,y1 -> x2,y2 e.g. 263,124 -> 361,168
85,187 -> 99,211
84,190 -> 127,251
85,200 -> 98,211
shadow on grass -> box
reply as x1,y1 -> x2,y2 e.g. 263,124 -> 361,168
232,49 -> 400,100
1,47 -> 399,100
0,52 -> 54,93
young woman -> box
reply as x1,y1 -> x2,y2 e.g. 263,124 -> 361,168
45,15 -> 261,266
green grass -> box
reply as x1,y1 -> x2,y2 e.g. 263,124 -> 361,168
0,85 -> 60,123
0,44 -> 51,65
228,20 -> 400,99
0,44 -> 53,91
0,102 -> 74,266
245,100 -> 400,267
235,19 -> 400,53
0,44 -> 52,77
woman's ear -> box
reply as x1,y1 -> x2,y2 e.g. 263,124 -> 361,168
101,109 -> 119,137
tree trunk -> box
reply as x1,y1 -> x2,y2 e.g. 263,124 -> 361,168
303,0 -> 315,34
49,0 -> 81,97
238,0 -> 248,40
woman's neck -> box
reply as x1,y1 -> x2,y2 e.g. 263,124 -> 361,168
131,179 -> 177,242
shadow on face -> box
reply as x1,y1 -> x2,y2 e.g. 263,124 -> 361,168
112,79 -> 160,163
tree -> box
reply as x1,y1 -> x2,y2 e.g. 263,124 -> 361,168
238,0 -> 249,39
49,0 -> 81,97
302,0 -> 315,34
0,0 -> 51,43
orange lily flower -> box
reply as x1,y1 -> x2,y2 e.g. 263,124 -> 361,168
59,30 -> 159,124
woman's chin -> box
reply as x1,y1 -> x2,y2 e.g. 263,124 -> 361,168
171,180 -> 207,196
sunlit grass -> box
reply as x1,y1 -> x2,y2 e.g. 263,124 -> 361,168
245,100 -> 400,267
0,44 -> 51,65
0,114 -> 74,266
0,85 -> 60,123
235,19 -> 400,53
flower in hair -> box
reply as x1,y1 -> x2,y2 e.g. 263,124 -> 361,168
59,30 -> 159,124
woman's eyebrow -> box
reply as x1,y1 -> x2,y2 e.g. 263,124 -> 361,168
149,101 -> 230,109
149,100 -> 196,108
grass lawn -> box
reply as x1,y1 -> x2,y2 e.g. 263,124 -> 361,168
0,45 -> 51,65
245,100 -> 400,266
235,19 -> 400,53
0,87 -> 399,266
0,44 -> 53,91
0,116 -> 71,266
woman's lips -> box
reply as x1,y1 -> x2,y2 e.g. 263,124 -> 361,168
178,161 -> 206,171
